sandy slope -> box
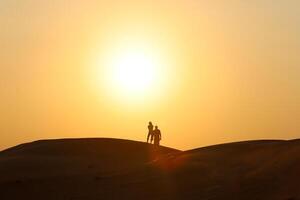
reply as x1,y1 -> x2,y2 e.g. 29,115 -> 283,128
0,138 -> 300,200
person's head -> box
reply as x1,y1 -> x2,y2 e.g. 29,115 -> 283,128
155,126 -> 158,129
149,121 -> 152,125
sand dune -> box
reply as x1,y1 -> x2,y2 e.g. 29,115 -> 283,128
1,138 -> 300,199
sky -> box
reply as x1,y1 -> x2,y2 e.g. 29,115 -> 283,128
1,0 -> 300,150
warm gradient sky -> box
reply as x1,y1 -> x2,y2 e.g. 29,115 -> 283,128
1,0 -> 300,150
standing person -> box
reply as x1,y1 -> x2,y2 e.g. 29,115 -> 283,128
147,121 -> 154,143
153,126 -> 162,147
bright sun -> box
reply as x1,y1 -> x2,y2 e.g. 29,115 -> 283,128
103,44 -> 164,99
112,50 -> 156,93
91,39 -> 171,103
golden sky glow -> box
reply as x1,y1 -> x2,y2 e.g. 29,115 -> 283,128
1,0 -> 300,150
95,38 -> 170,103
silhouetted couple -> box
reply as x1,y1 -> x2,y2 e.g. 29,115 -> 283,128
147,121 -> 161,147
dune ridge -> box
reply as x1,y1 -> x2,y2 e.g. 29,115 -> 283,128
1,138 -> 300,200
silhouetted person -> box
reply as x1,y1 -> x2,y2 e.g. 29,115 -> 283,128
153,126 -> 161,147
147,121 -> 154,143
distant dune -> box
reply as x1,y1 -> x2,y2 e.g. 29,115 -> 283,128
1,138 -> 300,200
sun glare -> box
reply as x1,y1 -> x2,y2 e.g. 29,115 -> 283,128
112,50 -> 156,93
101,43 -> 166,101
90,37 -> 173,104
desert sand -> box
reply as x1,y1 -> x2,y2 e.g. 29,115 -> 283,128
0,138 -> 300,200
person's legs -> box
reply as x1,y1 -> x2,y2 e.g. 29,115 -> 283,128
147,133 -> 150,143
154,138 -> 159,147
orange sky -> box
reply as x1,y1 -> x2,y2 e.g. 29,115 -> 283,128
1,0 -> 300,150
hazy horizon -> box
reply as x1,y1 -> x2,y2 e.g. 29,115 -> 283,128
1,0 -> 300,150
